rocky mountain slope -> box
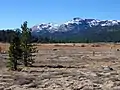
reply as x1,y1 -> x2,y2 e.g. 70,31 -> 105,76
31,18 -> 120,42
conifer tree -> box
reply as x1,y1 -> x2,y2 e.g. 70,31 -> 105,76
7,33 -> 22,70
21,21 -> 37,67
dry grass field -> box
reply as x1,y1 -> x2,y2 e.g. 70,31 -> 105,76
0,43 -> 120,90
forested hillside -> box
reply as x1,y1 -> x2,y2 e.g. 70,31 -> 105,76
1,25 -> 120,43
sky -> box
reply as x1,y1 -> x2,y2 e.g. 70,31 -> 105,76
0,0 -> 120,29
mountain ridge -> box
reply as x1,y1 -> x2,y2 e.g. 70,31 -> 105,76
31,17 -> 120,33
31,17 -> 120,42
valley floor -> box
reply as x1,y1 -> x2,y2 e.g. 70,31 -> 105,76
0,43 -> 120,90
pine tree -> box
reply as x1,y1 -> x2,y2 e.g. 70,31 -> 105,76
21,21 -> 37,67
7,33 -> 22,70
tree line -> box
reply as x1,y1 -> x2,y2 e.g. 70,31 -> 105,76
1,25 -> 120,44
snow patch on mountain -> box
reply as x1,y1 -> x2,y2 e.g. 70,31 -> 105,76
31,18 -> 120,33
64,17 -> 83,25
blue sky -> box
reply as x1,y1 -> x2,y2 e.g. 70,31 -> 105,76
0,0 -> 120,29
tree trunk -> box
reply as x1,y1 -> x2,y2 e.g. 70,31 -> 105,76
13,59 -> 17,70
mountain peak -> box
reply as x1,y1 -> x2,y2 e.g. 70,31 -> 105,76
73,17 -> 83,21
31,18 -> 120,33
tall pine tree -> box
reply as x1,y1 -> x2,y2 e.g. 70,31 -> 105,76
7,33 -> 22,70
21,21 -> 37,67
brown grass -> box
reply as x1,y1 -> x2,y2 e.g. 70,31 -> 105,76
1,43 -> 120,89
1,43 -> 120,51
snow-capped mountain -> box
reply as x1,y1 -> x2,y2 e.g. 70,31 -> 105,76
32,23 -> 59,33
31,18 -> 120,33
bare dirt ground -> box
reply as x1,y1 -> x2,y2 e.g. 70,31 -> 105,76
0,43 -> 120,90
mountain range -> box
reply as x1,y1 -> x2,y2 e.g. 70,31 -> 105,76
31,18 -> 120,42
